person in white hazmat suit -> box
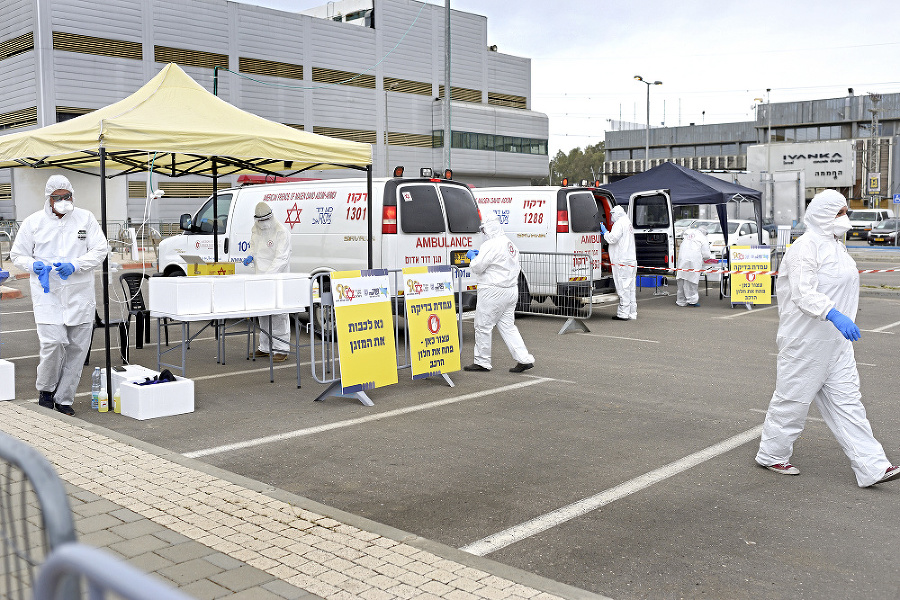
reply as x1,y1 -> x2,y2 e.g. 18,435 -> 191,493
10,175 -> 108,415
463,211 -> 535,373
675,226 -> 712,307
755,189 -> 899,487
243,202 -> 292,361
600,205 -> 637,320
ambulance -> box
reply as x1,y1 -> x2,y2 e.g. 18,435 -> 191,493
471,185 -> 616,309
156,170 -> 482,315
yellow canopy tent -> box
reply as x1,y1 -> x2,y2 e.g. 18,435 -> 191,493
0,63 -> 373,392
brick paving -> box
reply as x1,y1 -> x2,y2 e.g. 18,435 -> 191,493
0,401 -> 608,600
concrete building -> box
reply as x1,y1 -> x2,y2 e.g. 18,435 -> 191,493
602,92 -> 900,217
0,0 -> 549,221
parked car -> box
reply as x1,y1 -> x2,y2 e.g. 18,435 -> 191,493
674,218 -> 699,239
790,221 -> 807,242
847,209 -> 892,241
867,218 -> 900,246
705,219 -> 770,256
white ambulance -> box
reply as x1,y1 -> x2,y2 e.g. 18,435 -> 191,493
157,172 -> 482,313
471,185 -> 616,309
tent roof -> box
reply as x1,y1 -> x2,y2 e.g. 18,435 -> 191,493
0,63 -> 371,177
600,162 -> 761,205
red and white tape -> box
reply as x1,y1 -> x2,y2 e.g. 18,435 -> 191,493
601,262 -> 900,277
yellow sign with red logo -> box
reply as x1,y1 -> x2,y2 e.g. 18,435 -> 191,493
403,266 -> 460,379
331,269 -> 398,394
729,246 -> 772,304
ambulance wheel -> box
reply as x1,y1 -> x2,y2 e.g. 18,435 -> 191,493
552,293 -> 579,315
163,266 -> 186,277
516,272 -> 532,312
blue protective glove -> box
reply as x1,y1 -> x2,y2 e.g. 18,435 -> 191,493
53,262 -> 76,280
599,223 -> 609,235
826,307 -> 861,341
243,255 -> 254,266
33,260 -> 46,275
37,264 -> 52,293
466,249 -> 479,261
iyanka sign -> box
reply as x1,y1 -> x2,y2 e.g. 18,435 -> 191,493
331,269 -> 398,394
402,266 -> 461,379
747,141 -> 854,187
729,246 -> 772,305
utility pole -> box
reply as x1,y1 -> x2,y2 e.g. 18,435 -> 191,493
443,1 -> 451,172
868,93 -> 881,208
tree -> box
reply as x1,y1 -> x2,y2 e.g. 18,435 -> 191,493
531,142 -> 605,186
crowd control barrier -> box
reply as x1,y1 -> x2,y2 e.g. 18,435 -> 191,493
309,268 -> 467,406
516,251 -> 598,334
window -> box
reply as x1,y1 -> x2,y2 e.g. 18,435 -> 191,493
398,185 -> 445,233
194,193 -> 233,233
440,185 -> 480,233
632,194 -> 670,228
567,192 -> 601,232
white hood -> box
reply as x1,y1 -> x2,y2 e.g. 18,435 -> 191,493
804,189 -> 847,238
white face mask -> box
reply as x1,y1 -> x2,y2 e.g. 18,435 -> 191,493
833,214 -> 852,236
54,200 -> 74,214
256,218 -> 273,231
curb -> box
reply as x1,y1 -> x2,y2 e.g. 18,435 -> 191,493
0,285 -> 23,300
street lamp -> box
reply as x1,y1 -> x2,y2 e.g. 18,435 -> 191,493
384,81 -> 400,176
634,75 -> 662,172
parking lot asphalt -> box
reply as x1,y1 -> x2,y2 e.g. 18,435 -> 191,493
2,255 -> 900,600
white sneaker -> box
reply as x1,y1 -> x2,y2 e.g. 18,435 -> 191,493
629,315 -> 637,320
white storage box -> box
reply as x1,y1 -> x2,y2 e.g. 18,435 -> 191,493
103,364 -> 159,393
245,277 -> 277,311
0,359 -> 15,401
211,275 -> 247,312
273,273 -> 311,309
119,376 -> 194,420
149,277 -> 212,315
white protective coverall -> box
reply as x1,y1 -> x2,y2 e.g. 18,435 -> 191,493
604,205 -> 637,319
755,189 -> 893,487
469,213 -> 534,369
10,175 -> 108,406
249,205 -> 292,353
676,227 -> 712,306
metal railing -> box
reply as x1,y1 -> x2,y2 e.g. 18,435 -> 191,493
0,430 -> 77,600
516,251 -> 601,333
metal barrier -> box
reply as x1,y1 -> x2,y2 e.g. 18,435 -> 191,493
309,268 -> 467,405
0,430 -> 77,600
516,251 -> 600,334
33,543 -> 195,600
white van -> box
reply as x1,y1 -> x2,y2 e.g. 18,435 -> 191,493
157,174 -> 482,310
622,189 -> 676,274
471,186 -> 616,309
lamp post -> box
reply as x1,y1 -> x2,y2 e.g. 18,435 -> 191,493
634,75 -> 662,172
384,81 -> 399,176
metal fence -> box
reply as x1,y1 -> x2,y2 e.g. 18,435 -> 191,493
516,251 -> 606,333
0,430 -> 77,600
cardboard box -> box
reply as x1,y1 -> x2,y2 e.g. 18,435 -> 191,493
273,273 -> 311,309
211,275 -> 247,312
119,376 -> 194,420
149,277 -> 212,315
187,262 -> 235,276
245,277 -> 277,311
0,359 -> 15,401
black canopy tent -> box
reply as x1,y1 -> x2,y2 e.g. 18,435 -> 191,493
599,162 -> 764,245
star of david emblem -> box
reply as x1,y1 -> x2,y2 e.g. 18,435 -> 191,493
284,203 -> 303,229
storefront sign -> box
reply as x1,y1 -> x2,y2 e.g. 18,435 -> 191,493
747,141 -> 854,187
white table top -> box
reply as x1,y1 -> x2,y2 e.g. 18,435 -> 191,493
150,305 -> 309,321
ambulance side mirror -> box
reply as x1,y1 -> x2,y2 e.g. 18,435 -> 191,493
179,214 -> 193,232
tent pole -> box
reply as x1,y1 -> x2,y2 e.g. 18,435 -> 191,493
100,146 -> 112,396
212,157 -> 219,263
366,165 -> 373,269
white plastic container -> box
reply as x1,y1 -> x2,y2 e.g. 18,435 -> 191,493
211,275 -> 247,312
104,364 -> 160,392
0,359 -> 15,401
244,277 -> 277,311
273,273 -> 311,309
148,277 -> 212,315
119,376 -> 195,420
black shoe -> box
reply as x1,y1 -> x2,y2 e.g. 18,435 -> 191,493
463,364 -> 490,372
509,363 -> 533,373
54,403 -> 75,416
611,315 -> 630,321
38,391 -> 55,409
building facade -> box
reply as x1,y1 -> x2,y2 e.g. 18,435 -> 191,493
602,92 -> 900,213
0,0 -> 549,220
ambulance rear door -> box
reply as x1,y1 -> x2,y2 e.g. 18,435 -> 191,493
556,188 -> 603,293
627,189 -> 675,273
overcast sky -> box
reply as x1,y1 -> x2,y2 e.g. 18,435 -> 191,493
242,0 -> 900,156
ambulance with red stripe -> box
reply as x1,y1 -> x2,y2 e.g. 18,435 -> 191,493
157,169 -> 482,312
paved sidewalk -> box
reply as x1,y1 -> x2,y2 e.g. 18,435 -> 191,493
0,401 -> 608,600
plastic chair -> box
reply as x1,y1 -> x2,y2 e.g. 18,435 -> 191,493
119,272 -> 171,349
84,310 -> 128,366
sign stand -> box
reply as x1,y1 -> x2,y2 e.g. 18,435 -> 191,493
314,381 -> 373,407
559,318 -> 590,335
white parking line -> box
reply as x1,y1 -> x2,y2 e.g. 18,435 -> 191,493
460,425 -> 763,556
3,335 -> 220,361
579,333 -> 659,344
184,378 -> 554,458
2,327 -> 38,333
750,407 -> 824,423
871,319 -> 900,333
1,310 -> 35,315
718,305 -> 779,319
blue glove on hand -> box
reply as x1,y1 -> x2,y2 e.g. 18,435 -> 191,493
826,307 -> 861,341
466,249 -> 479,261
37,264 -> 52,293
33,261 -> 46,275
599,223 -> 609,235
53,262 -> 76,280
243,255 -> 254,266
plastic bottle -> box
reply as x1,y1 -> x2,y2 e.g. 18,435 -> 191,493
98,390 -> 109,413
91,367 -> 101,410
113,388 -> 121,414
